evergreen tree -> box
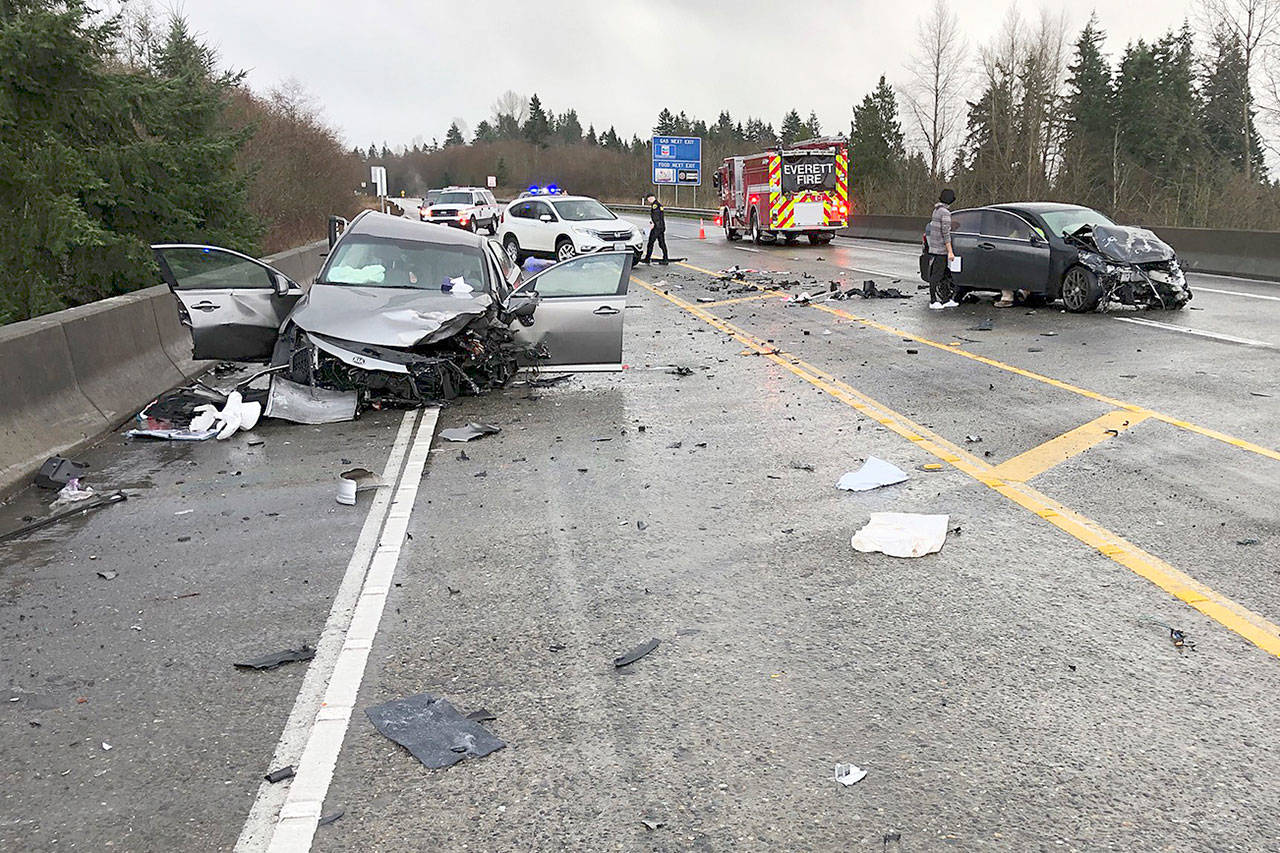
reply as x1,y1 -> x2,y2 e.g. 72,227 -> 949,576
444,121 -> 465,147
601,126 -> 622,149
472,120 -> 497,143
1060,15 -> 1115,208
710,111 -> 737,143
494,156 -> 509,186
780,109 -> 808,144
585,124 -> 598,145
849,77 -> 905,205
380,142 -> 390,159
367,142 -> 378,159
805,111 -> 822,137
1202,29 -> 1265,175
674,111 -> 692,133
522,94 -> 551,144
654,108 -> 676,134
558,109 -> 583,144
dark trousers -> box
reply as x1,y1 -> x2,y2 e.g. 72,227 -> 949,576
927,253 -> 952,302
644,228 -> 668,262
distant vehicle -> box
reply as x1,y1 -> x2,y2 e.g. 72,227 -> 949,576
497,194 -> 644,264
419,187 -> 501,234
151,212 -> 635,403
919,202 -> 1192,312
713,136 -> 849,246
516,185 -> 566,199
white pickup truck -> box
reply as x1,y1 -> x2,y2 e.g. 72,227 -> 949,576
419,187 -> 501,234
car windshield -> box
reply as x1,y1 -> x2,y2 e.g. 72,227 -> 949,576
552,199 -> 615,221
436,192 -> 473,205
321,236 -> 488,292
1040,207 -> 1115,236
425,191 -> 441,203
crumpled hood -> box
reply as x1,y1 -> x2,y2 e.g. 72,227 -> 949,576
1091,224 -> 1176,263
289,284 -> 494,348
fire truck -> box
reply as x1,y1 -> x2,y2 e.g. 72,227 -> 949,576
712,136 -> 849,245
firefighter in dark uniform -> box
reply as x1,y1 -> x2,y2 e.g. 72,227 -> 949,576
642,194 -> 668,265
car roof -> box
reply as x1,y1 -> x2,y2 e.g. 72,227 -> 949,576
346,210 -> 486,248
513,194 -> 593,203
988,202 -> 1097,215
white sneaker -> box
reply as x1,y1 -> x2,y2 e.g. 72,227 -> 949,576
929,301 -> 943,310
942,300 -> 959,308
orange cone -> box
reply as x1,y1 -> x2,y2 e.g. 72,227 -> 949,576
698,220 -> 706,240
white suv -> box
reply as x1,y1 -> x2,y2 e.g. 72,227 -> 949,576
498,194 -> 643,264
420,187 -> 501,234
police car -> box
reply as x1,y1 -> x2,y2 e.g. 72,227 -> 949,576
419,187 -> 501,234
497,188 -> 644,264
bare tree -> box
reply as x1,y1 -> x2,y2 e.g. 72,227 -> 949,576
901,0 -> 968,180
490,90 -> 528,125
1197,0 -> 1280,181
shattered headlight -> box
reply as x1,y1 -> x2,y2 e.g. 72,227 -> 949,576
1105,265 -> 1143,282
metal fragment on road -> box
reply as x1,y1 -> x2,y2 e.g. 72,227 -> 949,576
317,810 -> 344,827
613,637 -> 660,668
439,422 -> 502,442
835,763 -> 867,786
365,693 -> 505,769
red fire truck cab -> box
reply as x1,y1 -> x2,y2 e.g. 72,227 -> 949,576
713,136 -> 849,245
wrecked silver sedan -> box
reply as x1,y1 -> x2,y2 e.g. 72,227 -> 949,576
1063,222 -> 1192,312
152,211 -> 631,408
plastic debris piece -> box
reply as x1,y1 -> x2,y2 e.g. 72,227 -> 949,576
365,693 -> 506,769
613,638 -> 660,668
35,456 -> 89,490
337,467 -> 385,507
439,422 -> 502,442
851,513 -> 949,558
836,457 -> 909,492
835,763 -> 867,786
668,366 -> 694,377
317,811 -> 344,827
1237,538 -> 1260,545
641,819 -> 665,831
234,646 -> 315,671
96,570 -> 117,580
265,376 -> 358,424
102,742 -> 112,751
0,491 -> 127,543
264,766 -> 295,783
964,435 -> 982,443
52,479 -> 96,507
465,708 -> 496,723
126,427 -> 219,441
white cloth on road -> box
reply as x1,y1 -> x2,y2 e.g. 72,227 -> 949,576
851,512 -> 949,558
836,457 -> 909,492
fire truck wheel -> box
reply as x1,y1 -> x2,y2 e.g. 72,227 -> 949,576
723,212 -> 740,241
784,234 -> 799,245
808,234 -> 834,246
751,212 -> 764,245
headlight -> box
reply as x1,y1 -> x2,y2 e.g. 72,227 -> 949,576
573,227 -> 602,241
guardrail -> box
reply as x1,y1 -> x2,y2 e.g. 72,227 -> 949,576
0,240 -> 328,495
605,203 -> 1279,281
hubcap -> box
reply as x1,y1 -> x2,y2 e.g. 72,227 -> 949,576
1064,271 -> 1084,308
505,240 -> 518,262
558,244 -> 574,261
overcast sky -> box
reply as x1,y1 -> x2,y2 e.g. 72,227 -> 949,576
174,0 -> 1196,150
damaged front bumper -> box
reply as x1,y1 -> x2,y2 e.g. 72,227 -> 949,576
1079,253 -> 1193,310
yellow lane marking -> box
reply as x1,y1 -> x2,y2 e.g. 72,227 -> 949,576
635,275 -> 1280,660
675,260 -> 1280,464
696,293 -> 787,307
990,410 -> 1152,483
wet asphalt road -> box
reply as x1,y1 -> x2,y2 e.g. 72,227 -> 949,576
2,219 -> 1280,851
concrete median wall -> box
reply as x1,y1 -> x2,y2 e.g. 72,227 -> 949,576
0,239 -> 328,494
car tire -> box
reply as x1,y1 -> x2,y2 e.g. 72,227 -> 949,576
751,211 -> 763,245
503,235 -> 523,264
1061,266 -> 1101,313
555,238 -> 575,262
488,219 -> 498,236
467,220 -> 478,233
808,234 -> 833,245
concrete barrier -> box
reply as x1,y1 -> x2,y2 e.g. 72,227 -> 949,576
0,239 -> 329,495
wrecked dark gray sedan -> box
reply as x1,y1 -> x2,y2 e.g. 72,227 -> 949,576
923,202 -> 1192,312
152,211 -> 631,406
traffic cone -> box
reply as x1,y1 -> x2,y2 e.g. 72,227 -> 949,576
698,220 -> 706,240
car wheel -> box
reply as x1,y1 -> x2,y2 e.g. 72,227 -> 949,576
555,238 -> 575,262
1061,266 -> 1101,313
503,235 -> 522,264
488,219 -> 498,236
751,211 -> 763,245
466,220 -> 477,233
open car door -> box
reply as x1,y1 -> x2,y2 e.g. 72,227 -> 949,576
152,244 -> 303,362
510,251 -> 631,371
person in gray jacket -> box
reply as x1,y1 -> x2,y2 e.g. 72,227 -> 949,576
925,188 -> 959,309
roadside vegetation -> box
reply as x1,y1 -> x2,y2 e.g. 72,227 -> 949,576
379,2 -> 1280,231
0,1 -> 361,324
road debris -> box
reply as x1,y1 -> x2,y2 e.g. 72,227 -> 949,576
52,478 -> 96,507
264,766 -> 295,783
668,366 -> 694,377
439,422 -> 502,442
851,513 -> 949,558
640,818 -> 666,831
836,457 -> 910,492
964,435 -> 982,443
465,708 -> 497,723
96,570 -> 117,580
613,638 -> 660,668
1237,538 -> 1260,545
337,467 -> 385,506
0,491 -> 127,544
234,646 -> 315,671
526,373 -> 573,388
317,811 -> 344,827
365,693 -> 506,769
35,456 -> 89,490
835,763 -> 868,786
264,377 -> 358,425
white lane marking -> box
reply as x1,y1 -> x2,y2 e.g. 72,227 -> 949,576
832,236 -> 919,256
734,246 -> 762,253
1112,316 -> 1278,349
837,263 -> 910,279
263,408 -> 439,853
234,411 -> 419,853
1188,270 -> 1280,286
1193,285 -> 1280,302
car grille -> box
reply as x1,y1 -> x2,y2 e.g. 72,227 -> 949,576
598,230 -> 632,241
430,209 -> 459,218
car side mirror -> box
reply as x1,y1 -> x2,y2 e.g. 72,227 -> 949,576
539,214 -> 553,223
271,273 -> 292,297
1029,233 -> 1045,246
508,291 -> 539,325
